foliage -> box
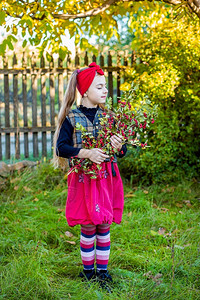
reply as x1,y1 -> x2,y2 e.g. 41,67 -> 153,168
0,162 -> 199,299
118,8 -> 200,184
1,1 -> 199,59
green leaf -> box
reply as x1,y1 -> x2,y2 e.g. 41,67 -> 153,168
59,46 -> 67,61
0,11 -> 6,26
0,41 -> 6,56
46,52 -> 52,62
7,39 -> 14,50
22,40 -> 27,48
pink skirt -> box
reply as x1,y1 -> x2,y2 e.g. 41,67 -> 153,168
66,162 -> 124,227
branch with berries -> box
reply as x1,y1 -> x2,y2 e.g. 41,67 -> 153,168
69,96 -> 157,179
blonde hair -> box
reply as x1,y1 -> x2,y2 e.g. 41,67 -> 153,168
52,70 -> 78,169
52,69 -> 107,170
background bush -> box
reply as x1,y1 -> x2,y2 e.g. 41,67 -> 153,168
118,10 -> 200,184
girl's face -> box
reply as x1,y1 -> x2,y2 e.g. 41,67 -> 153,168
83,75 -> 108,107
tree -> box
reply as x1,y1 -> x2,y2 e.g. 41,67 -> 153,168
0,0 -> 199,59
118,7 -> 200,183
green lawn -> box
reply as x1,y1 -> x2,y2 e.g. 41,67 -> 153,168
0,163 -> 199,299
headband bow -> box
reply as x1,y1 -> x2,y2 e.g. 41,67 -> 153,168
76,62 -> 104,96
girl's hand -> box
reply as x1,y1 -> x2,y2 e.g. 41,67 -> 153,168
110,134 -> 123,151
78,148 -> 109,164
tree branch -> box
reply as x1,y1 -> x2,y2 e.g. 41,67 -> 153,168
52,0 -> 118,20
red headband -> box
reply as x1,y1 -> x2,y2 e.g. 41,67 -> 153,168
76,62 -> 104,96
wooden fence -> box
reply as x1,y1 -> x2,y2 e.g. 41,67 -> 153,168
0,50 -> 136,160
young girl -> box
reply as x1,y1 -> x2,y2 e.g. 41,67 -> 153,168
53,62 -> 126,288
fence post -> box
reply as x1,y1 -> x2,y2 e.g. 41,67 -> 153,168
49,54 -> 55,154
100,53 -> 104,68
3,56 -> 10,159
58,57 -> 63,110
131,50 -> 136,67
92,54 -> 96,63
22,52 -> 29,158
31,52 -> 39,157
107,51 -> 113,106
117,53 -> 121,103
75,51 -> 80,67
123,51 -> 128,83
13,52 -> 20,159
84,51 -> 88,66
41,55 -> 47,157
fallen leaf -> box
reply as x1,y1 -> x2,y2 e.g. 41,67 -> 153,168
65,231 -> 74,238
24,186 -> 32,192
183,243 -> 191,248
127,211 -> 132,217
176,203 -> 183,208
158,228 -> 166,235
167,187 -> 175,193
57,208 -> 65,212
186,203 -> 192,207
14,186 -> 19,190
152,203 -> 158,208
174,245 -> 184,249
33,198 -> 39,202
125,193 -> 136,198
172,229 -> 179,234
66,240 -> 76,245
143,271 -> 152,277
153,273 -> 162,280
160,207 -> 169,212
143,190 -> 149,194
10,178 -> 20,183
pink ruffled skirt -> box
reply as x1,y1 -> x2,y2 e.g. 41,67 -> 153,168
66,162 -> 124,227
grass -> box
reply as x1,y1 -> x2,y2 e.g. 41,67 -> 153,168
0,162 -> 199,299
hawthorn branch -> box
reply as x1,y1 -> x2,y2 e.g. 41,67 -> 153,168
3,0 -> 200,21
52,0 -> 118,20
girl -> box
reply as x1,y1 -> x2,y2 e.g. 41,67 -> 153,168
53,62 -> 126,288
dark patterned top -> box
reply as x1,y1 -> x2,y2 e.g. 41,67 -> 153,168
56,105 -> 127,159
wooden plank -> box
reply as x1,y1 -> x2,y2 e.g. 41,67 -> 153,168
22,52 -> 29,158
107,51 -> 113,106
84,52 -> 88,66
49,55 -> 55,154
75,51 -> 80,67
13,53 -> 20,159
131,50 -> 136,67
40,55 -> 47,157
123,52 -> 128,83
117,53 -> 121,102
4,56 -> 10,159
58,57 -> 63,110
0,126 -> 56,133
0,92 -> 2,160
92,54 -> 96,63
31,52 -> 39,157
100,53 -> 104,67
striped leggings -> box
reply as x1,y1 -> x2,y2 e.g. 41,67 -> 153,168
80,224 -> 110,270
